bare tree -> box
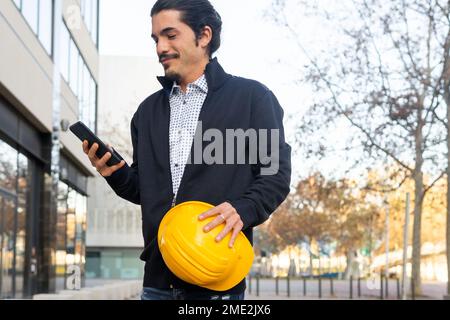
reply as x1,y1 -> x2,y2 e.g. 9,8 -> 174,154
268,0 -> 449,295
441,1 -> 450,298
269,173 -> 378,276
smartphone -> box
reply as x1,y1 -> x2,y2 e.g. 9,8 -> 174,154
69,121 -> 123,166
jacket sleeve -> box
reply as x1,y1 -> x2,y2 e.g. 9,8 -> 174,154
104,111 -> 141,205
228,90 -> 292,230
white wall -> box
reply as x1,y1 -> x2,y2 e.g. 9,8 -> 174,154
0,0 -> 99,174
86,55 -> 161,248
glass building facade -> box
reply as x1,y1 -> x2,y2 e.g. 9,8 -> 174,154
12,0 -> 98,133
80,0 -> 99,47
60,19 -> 98,133
0,100 -> 89,298
0,0 -> 98,298
12,0 -> 53,56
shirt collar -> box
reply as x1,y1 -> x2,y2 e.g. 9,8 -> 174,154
170,74 -> 208,96
158,58 -> 231,96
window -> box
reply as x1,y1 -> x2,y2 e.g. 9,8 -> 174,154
21,1 -> 38,34
75,193 -> 87,266
78,65 -> 97,133
81,65 -> 90,128
60,24 -> 70,82
0,139 -> 32,299
12,0 -> 21,9
69,39 -> 79,97
61,21 -> 97,133
56,182 -> 68,292
15,153 -> 31,298
38,0 -> 53,55
77,55 -> 84,105
13,0 -> 53,56
66,189 -> 76,264
65,188 -> 87,283
91,0 -> 98,46
61,20 -> 97,132
89,78 -> 97,132
0,140 -> 18,194
80,0 -> 99,46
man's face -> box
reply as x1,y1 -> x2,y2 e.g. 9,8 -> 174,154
151,10 -> 207,82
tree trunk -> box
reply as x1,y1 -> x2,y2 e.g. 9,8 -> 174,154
444,26 -> 450,298
309,251 -> 314,276
411,106 -> 425,297
307,238 -> 314,276
318,255 -> 322,278
344,249 -> 355,280
411,169 -> 424,296
446,76 -> 450,296
447,135 -> 450,295
447,107 -> 450,296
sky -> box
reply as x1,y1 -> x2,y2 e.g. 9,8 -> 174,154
98,0 -> 355,184
98,0 -> 303,116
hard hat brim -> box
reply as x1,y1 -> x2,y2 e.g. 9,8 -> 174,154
158,201 -> 254,292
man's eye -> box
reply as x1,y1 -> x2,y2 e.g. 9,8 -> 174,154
168,35 -> 176,40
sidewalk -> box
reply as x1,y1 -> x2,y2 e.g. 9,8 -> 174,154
243,278 -> 447,300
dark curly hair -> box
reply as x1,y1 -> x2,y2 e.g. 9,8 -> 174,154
151,0 -> 222,57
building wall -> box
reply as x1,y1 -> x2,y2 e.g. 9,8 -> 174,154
86,248 -> 144,280
86,55 -> 162,279
0,0 -> 96,174
0,0 -> 99,298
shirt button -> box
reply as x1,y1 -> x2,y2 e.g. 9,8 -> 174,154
170,284 -> 174,289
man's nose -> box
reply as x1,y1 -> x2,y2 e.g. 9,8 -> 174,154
157,39 -> 169,57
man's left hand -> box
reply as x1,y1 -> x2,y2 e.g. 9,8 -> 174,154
198,202 -> 244,248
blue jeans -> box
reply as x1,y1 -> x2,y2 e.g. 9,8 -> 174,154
141,287 -> 245,300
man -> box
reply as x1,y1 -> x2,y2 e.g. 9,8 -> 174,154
83,0 -> 291,300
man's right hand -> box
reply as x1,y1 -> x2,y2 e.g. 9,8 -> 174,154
82,140 -> 125,177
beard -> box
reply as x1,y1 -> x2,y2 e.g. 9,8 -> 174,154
164,69 -> 182,83
160,53 -> 181,83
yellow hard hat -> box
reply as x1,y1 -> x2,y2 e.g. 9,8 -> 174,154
157,201 -> 254,291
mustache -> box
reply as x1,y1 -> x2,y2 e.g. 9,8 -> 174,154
159,53 -> 179,62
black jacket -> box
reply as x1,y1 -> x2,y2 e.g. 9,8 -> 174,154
105,58 -> 291,295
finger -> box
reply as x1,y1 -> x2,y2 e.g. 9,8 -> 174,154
96,152 -> 112,170
88,143 -> 99,160
215,221 -> 235,242
198,206 -> 221,221
204,211 -> 235,233
82,140 -> 89,154
109,160 -> 126,172
101,160 -> 125,176
229,222 -> 243,248
203,213 -> 228,232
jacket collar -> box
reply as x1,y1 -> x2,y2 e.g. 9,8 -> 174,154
157,57 -> 231,95
170,74 -> 208,96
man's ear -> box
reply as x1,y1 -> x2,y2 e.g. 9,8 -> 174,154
198,26 -> 213,50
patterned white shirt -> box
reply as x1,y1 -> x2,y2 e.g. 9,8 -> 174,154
169,74 -> 208,199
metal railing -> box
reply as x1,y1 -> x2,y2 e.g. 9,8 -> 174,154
246,274 -> 410,300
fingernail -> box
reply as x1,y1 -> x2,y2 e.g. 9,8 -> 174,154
204,226 -> 209,232
216,237 -> 220,242
198,215 -> 203,220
